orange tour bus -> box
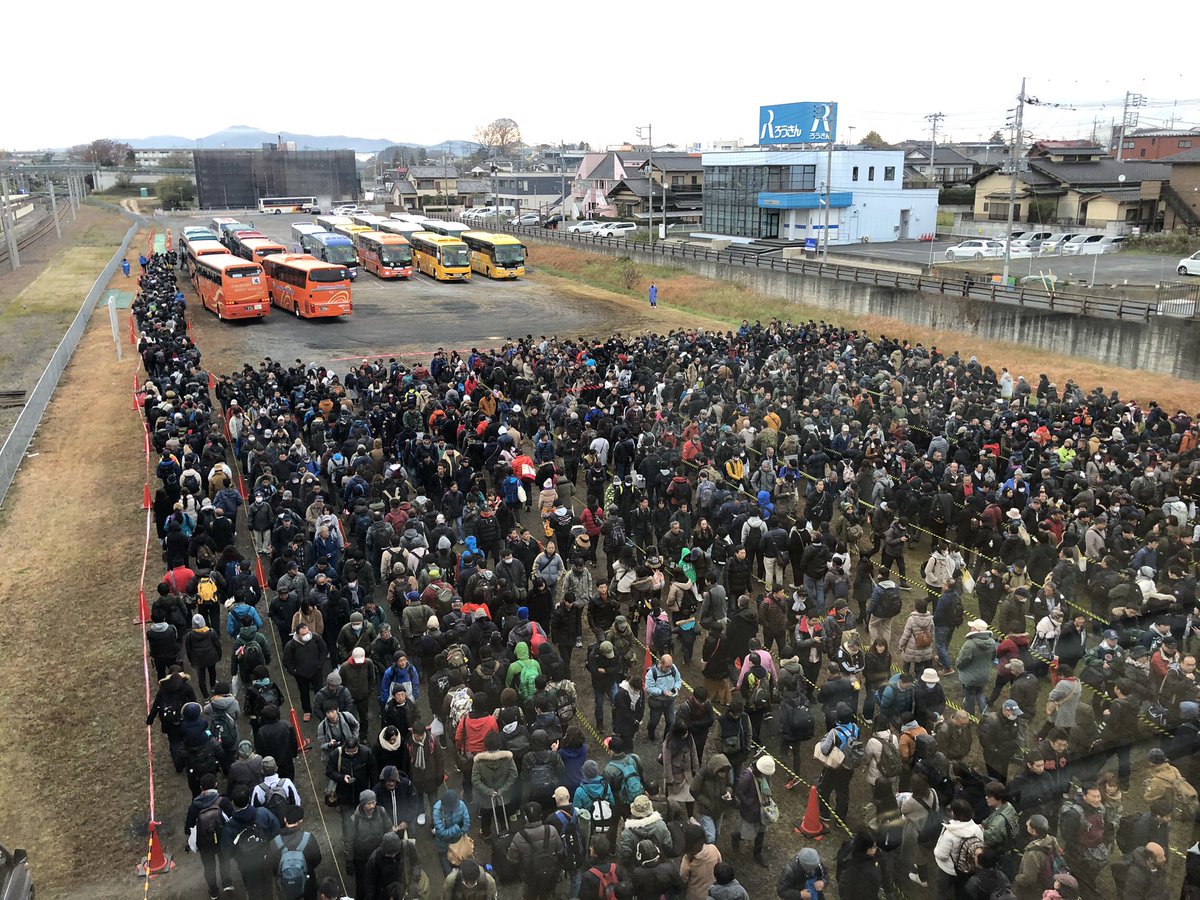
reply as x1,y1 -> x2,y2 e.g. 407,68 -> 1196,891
182,238 -> 232,273
235,236 -> 289,267
355,231 -> 413,279
263,253 -> 353,318
190,253 -> 270,320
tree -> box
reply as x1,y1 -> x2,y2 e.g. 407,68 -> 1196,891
988,129 -> 1007,144
474,118 -> 521,157
71,139 -> 133,166
860,130 -> 890,149
155,175 -> 195,210
158,152 -> 194,170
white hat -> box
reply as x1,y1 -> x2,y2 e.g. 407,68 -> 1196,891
755,755 -> 776,776
921,668 -> 940,685
968,619 -> 989,631
351,647 -> 366,663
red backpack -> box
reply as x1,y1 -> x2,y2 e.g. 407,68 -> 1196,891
587,863 -> 620,899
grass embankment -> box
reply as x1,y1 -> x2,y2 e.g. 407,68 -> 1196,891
527,241 -> 1200,409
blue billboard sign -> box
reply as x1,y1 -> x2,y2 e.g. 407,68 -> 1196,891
758,102 -> 838,145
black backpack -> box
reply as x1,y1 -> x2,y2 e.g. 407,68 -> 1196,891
523,825 -> 564,887
196,802 -> 226,851
874,585 -> 902,619
779,695 -> 814,742
652,618 -> 673,653
232,820 -> 270,868
942,593 -> 965,628
554,808 -> 585,871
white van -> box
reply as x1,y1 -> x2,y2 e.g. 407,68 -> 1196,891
1060,234 -> 1105,255
595,222 -> 638,237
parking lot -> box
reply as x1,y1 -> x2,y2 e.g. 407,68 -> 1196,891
834,238 -> 1187,284
163,212 -> 637,371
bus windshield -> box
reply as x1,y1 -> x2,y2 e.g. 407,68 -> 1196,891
381,248 -> 412,267
309,267 -> 348,283
494,246 -> 525,265
227,266 -> 261,279
326,246 -> 357,265
441,247 -> 469,268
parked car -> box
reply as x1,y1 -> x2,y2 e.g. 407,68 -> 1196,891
1003,240 -> 1034,258
1179,251 -> 1200,276
1060,234 -> 1105,255
1097,235 -> 1126,253
333,205 -> 366,215
509,214 -> 540,226
568,220 -> 602,234
1036,233 -> 1080,254
945,239 -> 1004,261
541,214 -> 564,229
595,222 -> 638,238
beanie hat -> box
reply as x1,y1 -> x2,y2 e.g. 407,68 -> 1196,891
192,613 -> 206,628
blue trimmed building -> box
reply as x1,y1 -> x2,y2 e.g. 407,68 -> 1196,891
699,148 -> 938,245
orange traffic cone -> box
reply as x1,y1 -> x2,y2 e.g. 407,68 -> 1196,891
208,371 -> 216,391
136,820 -> 174,877
134,589 -> 151,625
290,707 -> 313,753
795,785 -> 827,839
143,483 -> 152,510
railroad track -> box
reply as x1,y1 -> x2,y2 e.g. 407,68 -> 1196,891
0,202 -> 71,267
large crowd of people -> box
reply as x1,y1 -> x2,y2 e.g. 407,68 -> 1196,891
134,246 -> 1200,900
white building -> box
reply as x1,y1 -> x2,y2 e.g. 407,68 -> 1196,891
134,148 -> 190,167
700,148 -> 938,245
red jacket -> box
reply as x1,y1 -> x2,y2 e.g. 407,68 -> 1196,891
455,713 -> 499,754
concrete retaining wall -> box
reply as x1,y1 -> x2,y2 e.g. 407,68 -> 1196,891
532,239 -> 1200,382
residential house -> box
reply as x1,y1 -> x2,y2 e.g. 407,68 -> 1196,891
405,165 -> 459,210
970,144 -> 1169,231
1156,147 -> 1200,229
1112,128 -> 1200,161
901,145 -> 979,186
572,151 -> 644,218
489,171 -> 575,215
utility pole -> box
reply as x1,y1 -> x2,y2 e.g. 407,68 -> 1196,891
1115,91 -> 1145,162
822,138 -> 833,260
0,174 -> 20,271
636,124 -> 652,242
1001,78 -> 1026,283
926,111 -> 945,268
48,179 -> 61,239
560,139 -> 566,222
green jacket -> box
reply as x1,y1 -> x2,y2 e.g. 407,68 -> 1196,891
955,632 -> 998,688
982,801 -> 1018,855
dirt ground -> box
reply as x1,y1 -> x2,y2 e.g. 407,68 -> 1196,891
0,232 -> 1190,899
0,204 -> 130,443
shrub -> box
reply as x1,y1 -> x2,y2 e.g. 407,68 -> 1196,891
1124,228 -> 1200,257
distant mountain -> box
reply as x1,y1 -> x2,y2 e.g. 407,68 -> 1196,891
121,125 -> 480,155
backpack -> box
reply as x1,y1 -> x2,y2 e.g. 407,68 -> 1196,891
551,680 -> 577,726
196,576 -> 219,608
835,724 -> 865,769
1115,812 -> 1142,855
523,825 -> 564,886
210,707 -> 238,753
231,820 -> 270,868
182,471 -> 202,494
913,794 -> 944,845
913,621 -> 934,650
517,664 -> 539,702
447,686 -> 473,733
445,643 -> 468,670
779,695 -> 814,742
587,862 -> 620,900
196,802 -> 226,851
652,618 -> 673,653
942,594 -> 965,628
261,782 -> 291,824
1035,842 -> 1066,888
527,755 -> 559,799
607,754 -> 645,805
589,788 -> 616,836
274,833 -> 310,900
745,670 -> 771,712
162,699 -> 186,731
875,735 -> 902,779
874,586 -> 901,619
254,682 -> 283,711
237,638 -> 265,673
555,808 -> 585,870
953,834 -> 985,875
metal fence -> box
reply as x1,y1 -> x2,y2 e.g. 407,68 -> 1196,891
0,200 -> 70,268
470,218 -> 1163,322
0,215 -> 142,508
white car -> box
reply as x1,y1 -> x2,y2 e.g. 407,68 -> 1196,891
333,205 -> 366,215
945,239 -> 1004,261
1179,251 -> 1200,276
1060,234 -> 1105,255
595,222 -> 637,237
509,214 -> 540,226
568,220 -> 602,234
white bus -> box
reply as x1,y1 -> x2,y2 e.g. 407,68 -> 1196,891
291,222 -> 326,252
350,213 -> 388,228
377,220 -> 425,240
389,213 -> 431,225
258,196 -> 318,215
315,214 -> 353,232
420,219 -> 472,238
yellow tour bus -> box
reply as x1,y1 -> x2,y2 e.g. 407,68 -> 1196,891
461,231 -> 526,279
409,232 -> 471,282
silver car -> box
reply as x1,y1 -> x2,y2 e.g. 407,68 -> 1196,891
945,239 -> 1004,261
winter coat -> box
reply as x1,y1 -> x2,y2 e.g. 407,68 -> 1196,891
1013,835 -> 1060,900
338,657 -> 377,703
471,748 -> 519,809
431,797 -> 470,850
897,610 -> 935,663
184,626 -> 222,669
955,631 -> 998,687
283,634 -> 328,679
617,809 -> 672,864
612,681 -> 645,736
934,817 -> 983,874
346,804 -> 394,862
690,753 -> 735,819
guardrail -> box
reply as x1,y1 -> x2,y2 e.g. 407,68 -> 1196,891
461,217 -> 1163,323
0,213 -> 142,508
0,201 -> 71,267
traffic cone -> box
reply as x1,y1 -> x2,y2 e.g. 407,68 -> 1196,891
208,371 -> 215,391
290,707 -> 313,752
143,483 -> 152,510
136,820 -> 174,877
795,786 -> 827,839
133,589 -> 151,625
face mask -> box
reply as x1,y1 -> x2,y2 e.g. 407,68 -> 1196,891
352,624 -> 362,633
300,632 -> 312,643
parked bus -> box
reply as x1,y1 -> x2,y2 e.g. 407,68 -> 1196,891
377,220 -> 424,241
350,213 -> 387,228
462,231 -> 526,279
263,254 -> 352,318
315,214 -> 353,232
307,232 -> 359,279
390,213 -> 431,225
420,219 -> 472,239
190,253 -> 270,320
356,232 -> 413,279
291,222 -> 325,251
236,237 -> 289,267
182,238 -> 232,272
219,223 -> 260,248
182,226 -> 219,242
409,232 -> 471,282
332,223 -> 372,244
209,216 -> 240,234
258,196 -> 318,215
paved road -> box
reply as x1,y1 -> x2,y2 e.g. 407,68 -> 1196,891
834,239 -> 1186,284
161,213 -> 622,371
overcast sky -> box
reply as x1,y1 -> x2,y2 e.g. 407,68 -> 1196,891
6,1 -> 1199,152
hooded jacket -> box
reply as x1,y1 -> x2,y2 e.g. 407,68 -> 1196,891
955,631 -> 999,687
934,817 -> 984,875
504,641 -> 541,691
689,753 -> 734,818
471,747 -> 519,807
612,680 -> 645,736
347,801 -> 394,862
617,807 -> 672,864
897,609 -> 935,663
